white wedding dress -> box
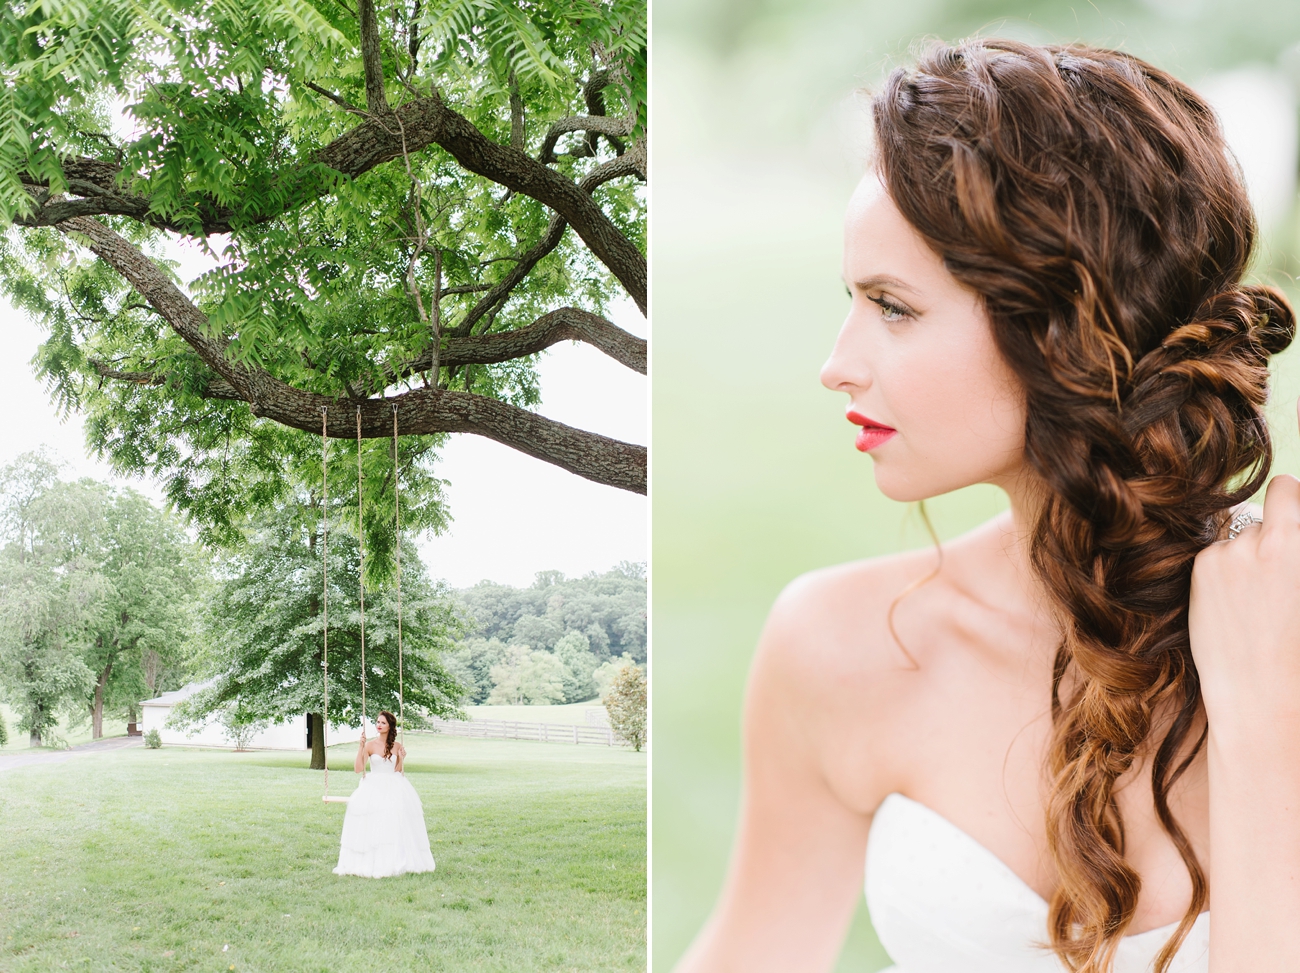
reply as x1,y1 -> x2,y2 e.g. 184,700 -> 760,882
333,749 -> 436,878
865,794 -> 1209,972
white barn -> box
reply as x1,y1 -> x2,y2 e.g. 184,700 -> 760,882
140,683 -> 363,750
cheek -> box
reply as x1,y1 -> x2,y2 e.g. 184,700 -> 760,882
880,329 -> 1025,490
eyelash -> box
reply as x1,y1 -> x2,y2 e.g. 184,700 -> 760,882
866,294 -> 911,322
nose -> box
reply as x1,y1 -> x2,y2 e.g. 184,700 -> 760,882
820,310 -> 871,394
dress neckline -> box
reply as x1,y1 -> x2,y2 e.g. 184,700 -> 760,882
880,793 -> 1207,942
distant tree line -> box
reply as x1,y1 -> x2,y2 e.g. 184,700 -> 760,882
444,563 -> 646,705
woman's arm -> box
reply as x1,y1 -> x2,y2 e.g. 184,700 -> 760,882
674,584 -> 880,973
1189,462 -> 1300,969
353,729 -> 368,773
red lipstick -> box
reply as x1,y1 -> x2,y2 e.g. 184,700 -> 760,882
846,411 -> 897,452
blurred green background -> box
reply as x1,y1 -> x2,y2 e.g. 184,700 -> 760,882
651,1 -> 1300,970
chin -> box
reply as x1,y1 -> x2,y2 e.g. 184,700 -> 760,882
871,463 -> 966,504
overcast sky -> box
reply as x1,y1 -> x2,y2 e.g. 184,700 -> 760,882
0,238 -> 646,590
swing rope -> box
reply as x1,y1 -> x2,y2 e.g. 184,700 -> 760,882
321,407 -> 345,802
320,403 -> 404,799
356,406 -> 367,778
393,404 -> 404,759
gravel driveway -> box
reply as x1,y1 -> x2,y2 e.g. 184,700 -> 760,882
0,735 -> 144,773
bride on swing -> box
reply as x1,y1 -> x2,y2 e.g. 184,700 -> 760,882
334,710 -> 436,878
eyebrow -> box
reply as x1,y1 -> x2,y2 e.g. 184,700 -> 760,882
846,274 -> 922,298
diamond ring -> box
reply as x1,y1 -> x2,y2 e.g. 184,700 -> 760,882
1227,512 -> 1262,540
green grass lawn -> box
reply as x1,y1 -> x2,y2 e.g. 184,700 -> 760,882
0,733 -> 645,972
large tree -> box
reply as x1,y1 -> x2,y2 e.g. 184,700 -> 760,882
183,499 -> 465,769
0,454 -> 98,746
0,454 -> 201,745
0,0 -> 647,549
0,454 -> 202,743
80,487 -> 200,738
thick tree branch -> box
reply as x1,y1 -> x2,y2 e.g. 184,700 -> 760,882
538,114 -> 634,165
414,307 -> 646,375
509,70 -> 526,152
453,216 -> 566,338
20,95 -> 646,311
91,363 -> 164,386
59,217 -> 644,493
415,94 -> 645,312
451,143 -> 647,338
356,0 -> 392,118
90,360 -> 242,399
408,0 -> 422,73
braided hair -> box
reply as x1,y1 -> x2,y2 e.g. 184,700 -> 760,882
873,38 -> 1294,973
378,710 -> 397,760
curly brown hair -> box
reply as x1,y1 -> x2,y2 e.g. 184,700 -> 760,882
872,38 -> 1294,973
377,710 -> 397,760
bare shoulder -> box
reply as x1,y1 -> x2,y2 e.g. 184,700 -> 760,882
745,547 -> 948,801
756,546 -> 943,699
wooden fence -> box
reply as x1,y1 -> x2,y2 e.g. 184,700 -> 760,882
421,717 -> 623,747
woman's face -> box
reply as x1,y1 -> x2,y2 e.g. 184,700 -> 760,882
376,715 -> 389,736
821,174 -> 1027,502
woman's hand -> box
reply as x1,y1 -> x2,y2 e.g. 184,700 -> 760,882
358,729 -> 367,749
1190,473 -> 1300,730
1187,404 -> 1300,970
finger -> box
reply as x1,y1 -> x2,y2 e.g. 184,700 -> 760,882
1261,473 -> 1300,532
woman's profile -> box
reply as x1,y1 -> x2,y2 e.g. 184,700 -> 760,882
334,710 -> 436,878
677,39 -> 1300,973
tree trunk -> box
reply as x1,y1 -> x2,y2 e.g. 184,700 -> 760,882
143,650 -> 159,696
309,712 -> 325,770
92,662 -> 111,740
29,702 -> 43,747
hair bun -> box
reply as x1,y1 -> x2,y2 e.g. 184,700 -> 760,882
1164,286 -> 1296,363
1242,284 -> 1296,356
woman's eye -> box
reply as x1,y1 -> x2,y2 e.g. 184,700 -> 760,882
867,294 -> 910,321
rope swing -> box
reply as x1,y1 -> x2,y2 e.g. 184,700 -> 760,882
320,406 -> 347,803
355,405 -> 368,780
319,403 -> 406,801
393,403 -> 405,758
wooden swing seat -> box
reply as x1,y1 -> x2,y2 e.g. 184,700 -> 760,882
322,795 -> 350,803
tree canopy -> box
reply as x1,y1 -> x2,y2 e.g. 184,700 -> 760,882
455,561 -> 645,660
181,498 -> 464,767
443,563 -> 643,703
1,0 -> 647,556
0,452 -> 202,745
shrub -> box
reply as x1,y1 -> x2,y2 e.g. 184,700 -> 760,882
0,711 -> 7,747
217,704 -> 267,751
603,665 -> 646,751
144,728 -> 162,749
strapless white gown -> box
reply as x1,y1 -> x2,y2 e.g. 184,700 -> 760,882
865,794 -> 1209,972
334,751 -> 436,878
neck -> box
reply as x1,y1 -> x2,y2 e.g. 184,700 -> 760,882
984,466 -> 1056,627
